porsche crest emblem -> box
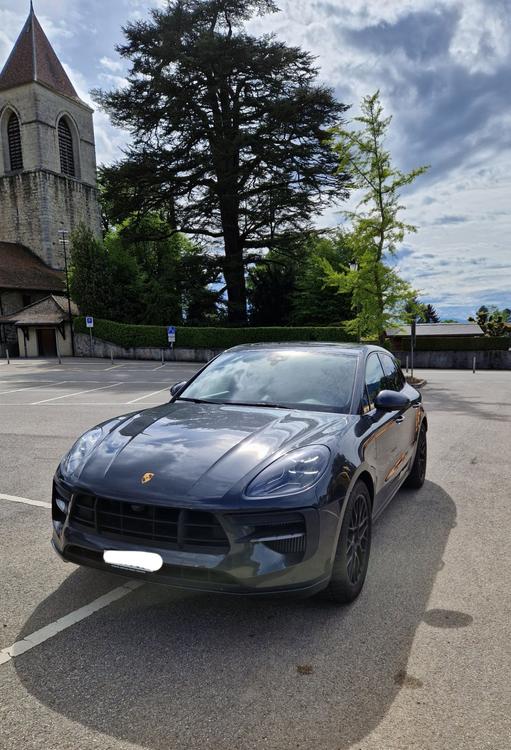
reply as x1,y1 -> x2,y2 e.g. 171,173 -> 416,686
141,472 -> 155,485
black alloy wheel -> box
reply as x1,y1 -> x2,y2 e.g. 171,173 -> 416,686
405,424 -> 427,489
325,479 -> 372,604
346,490 -> 370,585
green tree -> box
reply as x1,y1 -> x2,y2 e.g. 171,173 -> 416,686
104,214 -> 223,325
324,91 -> 429,343
290,234 -> 352,325
69,225 -> 114,319
94,0 -> 349,323
423,303 -> 440,323
248,255 -> 298,325
469,305 -> 511,336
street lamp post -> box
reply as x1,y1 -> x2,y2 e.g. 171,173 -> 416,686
58,229 -> 75,357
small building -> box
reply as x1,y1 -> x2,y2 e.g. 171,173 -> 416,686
386,322 -> 483,349
2,294 -> 79,358
0,241 -> 65,355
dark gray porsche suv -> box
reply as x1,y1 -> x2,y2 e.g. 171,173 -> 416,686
52,343 -> 427,604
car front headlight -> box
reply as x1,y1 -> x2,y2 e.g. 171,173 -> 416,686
245,445 -> 331,498
59,426 -> 105,481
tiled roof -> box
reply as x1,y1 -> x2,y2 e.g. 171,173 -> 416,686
0,6 -> 78,99
386,323 -> 484,337
4,294 -> 79,326
0,242 -> 65,292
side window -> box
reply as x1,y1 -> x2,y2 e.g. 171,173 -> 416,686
364,354 -> 385,411
379,354 -> 404,391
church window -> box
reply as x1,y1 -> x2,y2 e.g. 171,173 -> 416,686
58,118 -> 75,177
7,112 -> 23,171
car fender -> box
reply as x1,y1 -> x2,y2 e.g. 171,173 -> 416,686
325,462 -> 377,570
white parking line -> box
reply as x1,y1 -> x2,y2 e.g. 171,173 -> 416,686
0,380 -> 68,396
31,382 -> 121,405
105,363 -> 126,371
0,493 -> 51,509
126,387 -> 170,404
0,580 -> 144,667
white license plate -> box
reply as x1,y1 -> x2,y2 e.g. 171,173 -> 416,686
103,550 -> 163,573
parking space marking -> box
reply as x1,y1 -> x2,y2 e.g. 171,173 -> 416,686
0,380 -> 68,396
31,382 -> 121,405
0,580 -> 144,667
0,493 -> 51,509
126,387 -> 170,404
105,363 -> 126,371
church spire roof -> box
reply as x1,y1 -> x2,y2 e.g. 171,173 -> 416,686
0,5 -> 78,98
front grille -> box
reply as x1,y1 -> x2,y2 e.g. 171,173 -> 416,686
70,495 -> 229,552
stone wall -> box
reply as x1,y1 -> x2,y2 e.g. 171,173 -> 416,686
0,171 -> 101,269
75,334 -> 223,363
75,334 -> 511,369
392,349 -> 511,370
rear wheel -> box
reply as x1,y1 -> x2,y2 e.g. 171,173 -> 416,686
405,425 -> 427,489
325,480 -> 372,604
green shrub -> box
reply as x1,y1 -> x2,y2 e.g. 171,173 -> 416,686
391,335 -> 509,352
74,318 -> 357,349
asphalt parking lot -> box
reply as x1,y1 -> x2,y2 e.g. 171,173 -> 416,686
0,359 -> 510,750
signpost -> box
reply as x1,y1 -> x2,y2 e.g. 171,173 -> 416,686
410,319 -> 416,380
86,316 -> 94,357
164,326 -> 176,364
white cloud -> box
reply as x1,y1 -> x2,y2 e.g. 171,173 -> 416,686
100,55 -> 124,73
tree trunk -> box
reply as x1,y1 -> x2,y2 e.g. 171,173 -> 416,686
223,246 -> 247,323
219,194 -> 247,323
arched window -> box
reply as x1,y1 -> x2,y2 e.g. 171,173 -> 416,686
7,112 -> 23,171
58,118 -> 75,177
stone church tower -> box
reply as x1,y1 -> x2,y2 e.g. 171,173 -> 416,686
0,3 -> 101,355
0,3 -> 101,269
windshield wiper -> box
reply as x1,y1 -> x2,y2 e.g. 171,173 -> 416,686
176,397 -> 218,404
222,401 -> 292,409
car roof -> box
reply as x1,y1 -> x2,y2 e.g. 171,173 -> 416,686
226,342 -> 387,356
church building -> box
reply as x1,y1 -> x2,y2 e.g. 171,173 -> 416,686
0,3 -> 101,356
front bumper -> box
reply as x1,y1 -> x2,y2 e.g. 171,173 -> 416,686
51,481 -> 339,596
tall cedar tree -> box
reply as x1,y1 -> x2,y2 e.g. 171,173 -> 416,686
94,0 -> 349,323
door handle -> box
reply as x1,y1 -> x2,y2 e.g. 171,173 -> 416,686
395,416 -> 404,424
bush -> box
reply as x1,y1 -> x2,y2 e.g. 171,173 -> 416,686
392,335 -> 510,352
74,318 -> 357,349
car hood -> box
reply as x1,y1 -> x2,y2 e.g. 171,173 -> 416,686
77,400 -> 353,504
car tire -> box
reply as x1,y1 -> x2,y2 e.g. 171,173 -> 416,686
404,424 -> 427,489
325,480 -> 372,605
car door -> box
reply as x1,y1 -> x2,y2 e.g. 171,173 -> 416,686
361,353 -> 404,512
378,353 -> 417,475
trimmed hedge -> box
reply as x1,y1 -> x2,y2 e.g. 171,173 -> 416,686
74,317 -> 357,349
392,335 -> 510,352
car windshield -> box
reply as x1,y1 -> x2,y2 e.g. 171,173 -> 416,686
178,348 -> 358,413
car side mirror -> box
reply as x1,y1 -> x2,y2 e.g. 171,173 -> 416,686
170,380 -> 187,398
374,389 -> 410,411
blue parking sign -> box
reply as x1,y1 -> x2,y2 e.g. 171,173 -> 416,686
86,316 -> 94,328
167,326 -> 176,343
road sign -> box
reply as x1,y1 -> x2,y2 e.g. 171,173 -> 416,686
167,326 -> 176,343
86,316 -> 94,328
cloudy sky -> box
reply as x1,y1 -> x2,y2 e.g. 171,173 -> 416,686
1,0 -> 510,320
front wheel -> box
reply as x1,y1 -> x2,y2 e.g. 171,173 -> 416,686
405,424 -> 427,489
325,480 -> 372,605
